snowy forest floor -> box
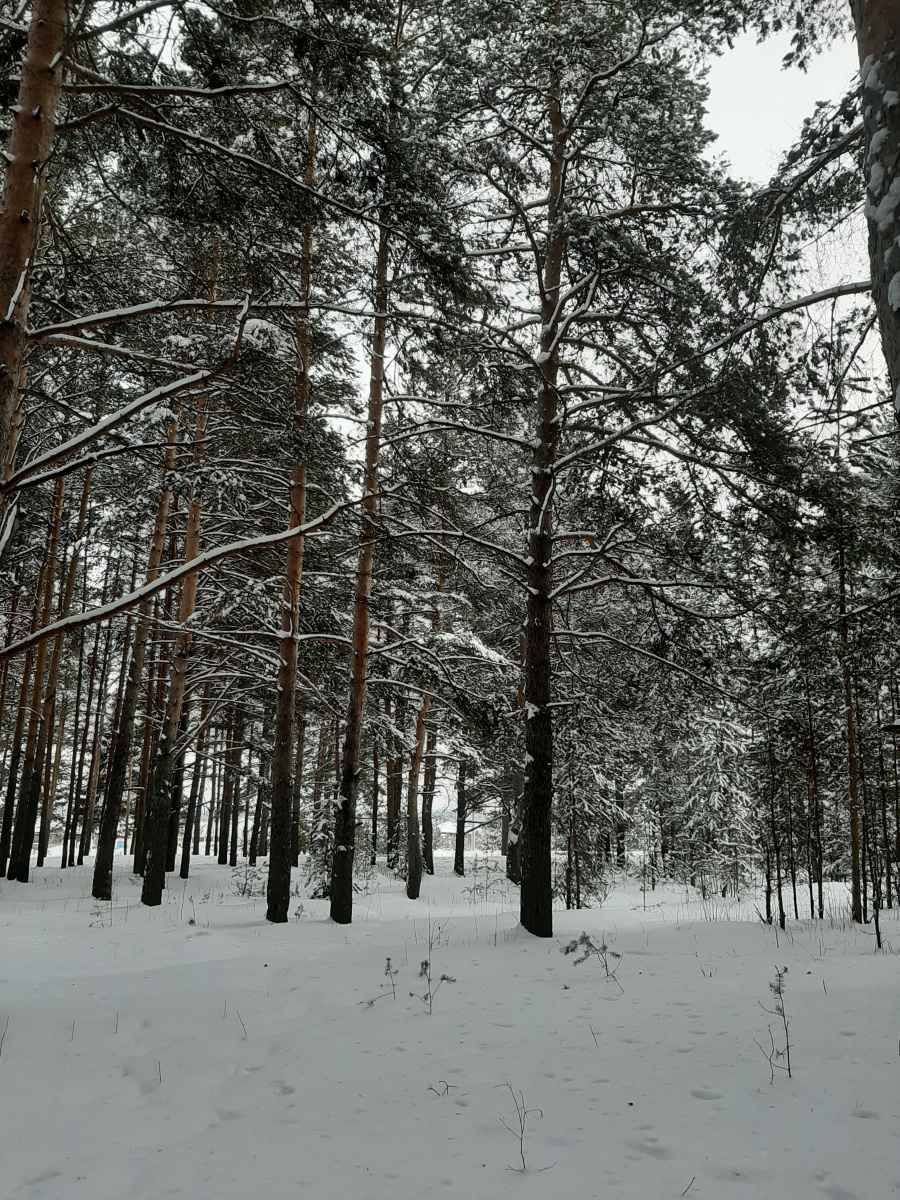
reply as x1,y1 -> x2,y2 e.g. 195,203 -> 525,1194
1,855 -> 898,1200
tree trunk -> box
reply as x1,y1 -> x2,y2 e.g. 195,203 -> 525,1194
94,423 -> 178,898
838,543 -> 863,922
851,3 -> 900,408
229,708 -> 243,868
330,213 -> 389,925
520,56 -> 566,938
0,2 -> 69,462
454,757 -> 467,877
421,723 -> 437,876
180,683 -> 211,880
506,767 -> 523,884
291,706 -> 306,867
405,696 -> 430,901
9,473 -> 64,880
165,712 -> 189,872
265,100 -> 316,924
142,247 -> 218,907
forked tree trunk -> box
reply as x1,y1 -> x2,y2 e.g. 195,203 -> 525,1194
265,101 -> 316,923
329,215 -> 389,925
0,2 -> 69,463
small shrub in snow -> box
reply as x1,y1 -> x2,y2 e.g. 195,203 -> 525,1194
561,931 -> 623,992
754,965 -> 792,1083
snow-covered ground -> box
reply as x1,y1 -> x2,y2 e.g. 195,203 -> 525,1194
1,855 -> 897,1200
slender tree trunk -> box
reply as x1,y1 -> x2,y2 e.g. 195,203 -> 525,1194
9,474 -> 64,880
59,629 -> 84,869
165,711 -> 189,872
77,618 -> 113,864
0,1 -> 69,462
506,766 -> 523,884
265,100 -> 317,923
371,737 -> 379,865
229,708 -> 243,868
95,430 -> 179,897
454,757 -> 467,877
180,683 -> 211,880
37,695 -> 65,864
205,733 -> 219,856
291,705 -> 306,867
421,723 -> 437,876
19,470 -> 89,875
838,544 -> 863,922
330,214 -> 389,926
217,709 -> 235,868
804,666 -> 825,918
142,248 -> 218,907
0,593 -> 42,875
405,696 -> 430,901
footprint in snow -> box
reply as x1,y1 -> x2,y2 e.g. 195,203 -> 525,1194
690,1088 -> 722,1100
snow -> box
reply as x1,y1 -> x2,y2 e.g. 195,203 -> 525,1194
1,856 -> 898,1200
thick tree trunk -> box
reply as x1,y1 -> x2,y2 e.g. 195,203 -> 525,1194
851,2 -> 900,406
520,61 -> 566,938
0,2 -> 68,462
265,105 -> 316,923
330,216 -> 389,925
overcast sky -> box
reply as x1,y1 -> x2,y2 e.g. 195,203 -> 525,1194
704,32 -> 860,184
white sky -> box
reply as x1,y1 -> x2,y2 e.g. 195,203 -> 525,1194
704,32 -> 860,184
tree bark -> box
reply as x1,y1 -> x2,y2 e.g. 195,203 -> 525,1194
265,100 -> 316,923
520,56 -> 566,938
8,473 -> 64,880
421,723 -> 437,876
0,1 -> 69,462
94,422 -> 178,898
454,757 -> 467,877
142,245 -> 218,907
405,696 -> 430,900
850,2 -> 900,408
329,214 -> 389,925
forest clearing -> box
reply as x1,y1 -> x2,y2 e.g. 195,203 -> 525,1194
2,855 -> 897,1200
